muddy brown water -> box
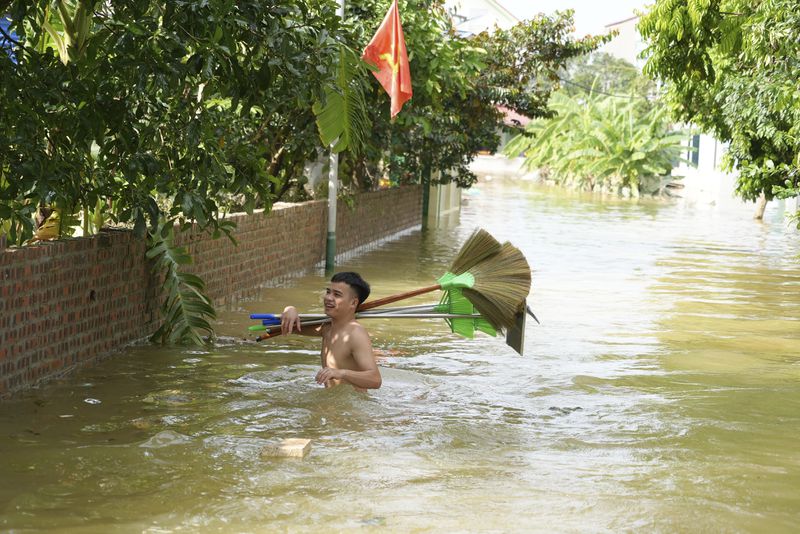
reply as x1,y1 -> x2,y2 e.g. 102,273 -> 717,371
1,179 -> 799,532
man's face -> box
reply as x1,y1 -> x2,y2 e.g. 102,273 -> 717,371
323,281 -> 358,318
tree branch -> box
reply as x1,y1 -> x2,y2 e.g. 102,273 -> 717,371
0,22 -> 21,47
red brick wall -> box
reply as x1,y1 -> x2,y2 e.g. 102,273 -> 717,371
175,200 -> 328,305
0,232 -> 160,395
336,186 -> 423,254
0,186 -> 421,397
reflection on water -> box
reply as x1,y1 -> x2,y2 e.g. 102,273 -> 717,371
1,180 -> 799,532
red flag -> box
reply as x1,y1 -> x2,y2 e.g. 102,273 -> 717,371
361,0 -> 412,118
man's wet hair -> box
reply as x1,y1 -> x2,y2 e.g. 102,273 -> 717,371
331,271 -> 370,305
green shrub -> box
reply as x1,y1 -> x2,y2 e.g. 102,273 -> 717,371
504,90 -> 691,197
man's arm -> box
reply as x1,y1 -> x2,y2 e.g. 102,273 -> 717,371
315,326 -> 381,389
281,306 -> 324,337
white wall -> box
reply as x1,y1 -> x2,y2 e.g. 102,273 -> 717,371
444,0 -> 518,35
601,16 -> 644,67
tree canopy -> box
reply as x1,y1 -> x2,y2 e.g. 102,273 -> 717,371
563,52 -> 655,101
343,3 -> 606,190
639,0 -> 800,223
1,1 -> 605,245
1,0 -> 364,244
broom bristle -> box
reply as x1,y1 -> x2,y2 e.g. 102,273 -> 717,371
449,228 -> 502,275
463,242 -> 531,329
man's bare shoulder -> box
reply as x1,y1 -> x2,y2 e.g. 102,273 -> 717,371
345,320 -> 370,338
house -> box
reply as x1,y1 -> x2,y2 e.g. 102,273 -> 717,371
444,0 -> 519,36
601,16 -> 644,67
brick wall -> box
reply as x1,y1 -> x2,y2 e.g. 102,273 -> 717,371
335,186 -> 423,254
0,186 -> 422,397
0,232 -> 160,395
175,200 -> 328,305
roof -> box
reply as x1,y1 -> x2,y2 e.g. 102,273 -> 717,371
604,15 -> 639,28
486,0 -> 519,22
497,105 -> 531,128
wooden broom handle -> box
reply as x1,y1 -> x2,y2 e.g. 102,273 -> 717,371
256,284 -> 442,342
357,284 -> 442,311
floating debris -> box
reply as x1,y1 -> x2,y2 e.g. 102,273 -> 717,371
260,438 -> 312,459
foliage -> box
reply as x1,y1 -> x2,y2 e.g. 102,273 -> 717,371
340,3 -> 607,189
146,218 -> 216,345
563,52 -> 656,103
0,2 -> 604,237
503,90 -> 690,196
0,0 -> 368,247
639,0 -> 800,224
313,44 -> 371,154
0,0 -> 372,343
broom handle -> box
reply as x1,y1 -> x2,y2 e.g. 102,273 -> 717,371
255,285 -> 443,342
255,312 -> 483,342
255,317 -> 329,341
357,284 -> 442,311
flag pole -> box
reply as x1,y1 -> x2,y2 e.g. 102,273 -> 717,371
326,0 -> 346,274
326,147 -> 338,273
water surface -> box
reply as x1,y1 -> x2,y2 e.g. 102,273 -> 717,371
2,179 -> 799,532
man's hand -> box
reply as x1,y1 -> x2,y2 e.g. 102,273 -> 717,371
281,306 -> 302,335
315,367 -> 344,385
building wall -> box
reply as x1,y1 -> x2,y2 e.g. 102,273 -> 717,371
601,16 -> 644,67
0,186 -> 422,397
445,0 -> 518,36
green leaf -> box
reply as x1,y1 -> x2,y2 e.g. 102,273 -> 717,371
313,45 -> 370,154
148,218 -> 216,346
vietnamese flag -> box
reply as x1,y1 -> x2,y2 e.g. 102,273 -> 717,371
362,0 -> 412,118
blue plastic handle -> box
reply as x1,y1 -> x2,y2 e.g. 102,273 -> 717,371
250,313 -> 279,320
261,318 -> 281,326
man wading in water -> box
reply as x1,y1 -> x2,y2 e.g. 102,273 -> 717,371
281,272 -> 382,391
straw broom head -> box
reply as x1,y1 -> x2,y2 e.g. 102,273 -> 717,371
449,228 -> 502,275
462,242 -> 531,330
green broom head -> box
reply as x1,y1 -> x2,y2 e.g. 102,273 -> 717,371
435,287 -> 497,338
449,228 -> 503,275
437,270 -> 475,290
462,241 -> 531,330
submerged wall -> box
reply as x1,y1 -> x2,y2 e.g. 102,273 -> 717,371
0,186 -> 422,397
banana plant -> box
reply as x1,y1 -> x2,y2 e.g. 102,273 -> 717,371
146,217 -> 216,346
313,43 -> 371,155
39,0 -> 96,64
505,89 -> 692,196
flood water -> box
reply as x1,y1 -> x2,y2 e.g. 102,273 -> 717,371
1,179 -> 799,532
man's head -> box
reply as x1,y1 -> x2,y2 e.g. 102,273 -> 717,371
324,272 -> 371,318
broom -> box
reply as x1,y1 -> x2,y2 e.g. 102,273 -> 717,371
353,229 -> 531,332
253,228 -> 530,340
460,241 -> 531,330
253,228 -> 502,341
353,227 -> 503,312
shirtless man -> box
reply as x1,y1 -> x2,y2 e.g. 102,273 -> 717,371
280,272 -> 382,391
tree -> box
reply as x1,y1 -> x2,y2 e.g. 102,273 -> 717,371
341,3 -> 607,190
639,0 -> 800,223
0,1 -> 371,241
563,52 -> 655,102
0,0 -> 370,342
